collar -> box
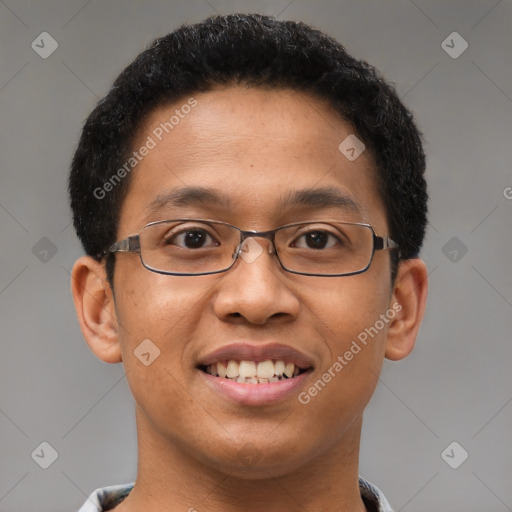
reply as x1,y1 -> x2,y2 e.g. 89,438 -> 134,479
78,476 -> 393,511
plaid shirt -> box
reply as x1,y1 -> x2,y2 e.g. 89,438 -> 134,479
78,476 -> 393,511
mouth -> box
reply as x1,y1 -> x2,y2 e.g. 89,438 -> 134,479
197,359 -> 310,384
195,343 -> 314,402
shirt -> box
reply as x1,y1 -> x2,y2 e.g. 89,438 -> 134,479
78,476 -> 393,511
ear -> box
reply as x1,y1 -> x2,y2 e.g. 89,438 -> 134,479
385,258 -> 428,361
70,255 -> 122,363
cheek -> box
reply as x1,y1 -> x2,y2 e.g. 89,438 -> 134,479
113,277 -> 214,427
117,270 -> 212,332
305,266 -> 391,345
297,270 -> 391,418
114,272 -> 213,376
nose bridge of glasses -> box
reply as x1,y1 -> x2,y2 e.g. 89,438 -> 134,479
237,230 -> 276,257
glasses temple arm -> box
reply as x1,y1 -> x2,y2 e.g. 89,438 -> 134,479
374,235 -> 400,252
108,235 -> 141,254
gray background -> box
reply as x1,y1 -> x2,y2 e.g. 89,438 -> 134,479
1,1 -> 511,511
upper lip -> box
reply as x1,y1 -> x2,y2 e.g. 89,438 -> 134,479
196,342 -> 314,370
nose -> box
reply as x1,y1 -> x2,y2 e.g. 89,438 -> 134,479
212,237 -> 300,325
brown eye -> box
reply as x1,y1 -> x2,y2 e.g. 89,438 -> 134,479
165,228 -> 219,249
291,230 -> 341,250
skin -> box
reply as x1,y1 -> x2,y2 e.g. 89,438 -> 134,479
71,86 -> 428,512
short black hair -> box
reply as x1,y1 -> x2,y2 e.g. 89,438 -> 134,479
69,12 -> 427,284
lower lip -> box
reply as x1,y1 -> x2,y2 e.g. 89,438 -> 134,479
199,370 -> 311,406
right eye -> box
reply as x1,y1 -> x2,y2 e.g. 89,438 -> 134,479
164,228 -> 220,249
290,229 -> 343,250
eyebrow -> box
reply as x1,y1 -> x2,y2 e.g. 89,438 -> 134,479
147,186 -> 232,216
146,185 -> 361,216
281,187 -> 361,213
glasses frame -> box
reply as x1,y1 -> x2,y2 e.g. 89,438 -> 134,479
105,218 -> 399,277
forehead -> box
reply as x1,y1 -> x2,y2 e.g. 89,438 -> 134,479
119,86 -> 388,233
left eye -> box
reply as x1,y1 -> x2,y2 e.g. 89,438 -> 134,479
291,230 -> 341,250
165,229 -> 219,249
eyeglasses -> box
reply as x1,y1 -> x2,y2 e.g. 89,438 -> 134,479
106,219 -> 399,277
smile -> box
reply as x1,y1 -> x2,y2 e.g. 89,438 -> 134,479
198,359 -> 307,384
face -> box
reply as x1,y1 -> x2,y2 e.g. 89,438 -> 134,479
112,86 -> 395,477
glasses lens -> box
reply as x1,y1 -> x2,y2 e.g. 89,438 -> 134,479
138,220 -> 374,276
139,220 -> 239,275
275,222 -> 373,275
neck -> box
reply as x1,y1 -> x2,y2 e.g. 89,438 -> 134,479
114,407 -> 368,512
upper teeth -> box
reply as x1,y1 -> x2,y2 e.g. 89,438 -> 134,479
205,359 -> 301,382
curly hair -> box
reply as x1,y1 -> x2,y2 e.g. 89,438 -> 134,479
69,13 -> 427,284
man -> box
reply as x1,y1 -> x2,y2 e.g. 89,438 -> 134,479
70,13 -> 428,512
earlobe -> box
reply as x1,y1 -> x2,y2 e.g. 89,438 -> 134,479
385,258 -> 428,361
70,256 -> 123,364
